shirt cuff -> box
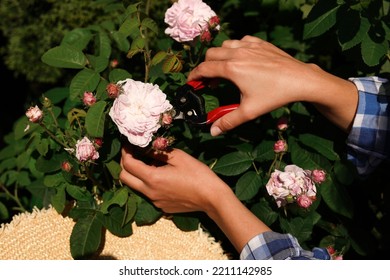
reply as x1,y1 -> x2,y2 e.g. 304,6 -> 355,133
347,77 -> 390,176
240,231 -> 330,260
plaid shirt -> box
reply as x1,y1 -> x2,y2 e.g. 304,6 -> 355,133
240,76 -> 390,260
347,76 -> 390,176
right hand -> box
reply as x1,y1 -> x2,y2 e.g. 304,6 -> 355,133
187,35 -> 358,134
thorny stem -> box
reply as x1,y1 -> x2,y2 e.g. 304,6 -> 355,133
140,0 -> 152,82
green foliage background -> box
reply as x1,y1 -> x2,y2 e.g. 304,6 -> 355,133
0,0 -> 389,259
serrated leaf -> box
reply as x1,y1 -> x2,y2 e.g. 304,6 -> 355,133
173,214 -> 199,231
361,35 -> 388,67
105,160 -> 121,180
152,51 -> 168,65
141,18 -> 158,34
290,138 -> 332,171
250,198 -> 278,226
134,197 -> 162,226
87,54 -> 109,73
100,187 -> 129,214
85,101 -> 107,138
41,45 -> 87,69
43,87 -> 69,104
112,31 -> 131,52
235,171 -> 262,201
108,68 -> 132,82
100,205 -> 133,237
280,213 -> 321,243
299,133 -> 339,161
69,69 -> 101,101
97,31 -> 112,59
320,175 -> 353,218
70,214 -> 103,259
303,5 -> 339,39
213,151 -> 253,176
253,141 -> 275,162
66,184 -> 92,202
61,28 -> 93,51
51,184 -> 66,213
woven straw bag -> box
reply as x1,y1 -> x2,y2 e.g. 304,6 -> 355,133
0,206 -> 230,260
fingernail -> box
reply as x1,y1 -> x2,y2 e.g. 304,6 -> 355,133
210,126 -> 222,136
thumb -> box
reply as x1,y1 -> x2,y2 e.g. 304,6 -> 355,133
210,108 -> 247,136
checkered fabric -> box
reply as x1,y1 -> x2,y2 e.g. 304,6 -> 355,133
347,76 -> 390,176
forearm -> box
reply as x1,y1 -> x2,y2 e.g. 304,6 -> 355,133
204,184 -> 271,253
302,64 -> 359,133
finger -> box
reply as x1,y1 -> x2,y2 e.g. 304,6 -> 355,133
210,107 -> 251,136
187,60 -> 230,82
240,35 -> 264,43
120,147 -> 158,179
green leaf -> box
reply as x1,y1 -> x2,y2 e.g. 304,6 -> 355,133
51,184 -> 66,213
235,171 -> 262,201
333,160 -> 356,185
290,138 -> 332,171
280,213 -> 321,243
340,16 -> 370,51
41,45 -> 87,69
250,198 -> 278,226
69,69 -> 101,101
112,31 -> 131,52
253,141 -> 275,162
66,184 -> 93,202
141,18 -> 158,34
134,197 -> 162,226
108,68 -> 132,82
213,151 -> 253,176
97,31 -> 112,59
0,202 -> 9,220
16,171 -> 31,187
361,35 -> 389,67
152,51 -> 168,65
85,101 -> 107,138
43,87 -> 69,105
87,55 -> 109,73
35,155 -> 62,173
105,160 -> 122,180
70,214 -> 103,259
173,214 -> 199,231
123,194 -> 138,225
299,133 -> 339,161
100,206 -> 133,237
320,175 -> 353,218
303,3 -> 339,39
100,187 -> 129,214
61,28 -> 93,51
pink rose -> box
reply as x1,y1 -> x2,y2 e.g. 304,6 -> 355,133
277,117 -> 289,131
109,79 -> 173,148
106,83 -> 121,99
26,105 -> 43,123
273,139 -> 287,153
152,137 -> 171,151
266,164 -> 317,208
61,161 -> 72,172
311,169 -> 326,184
75,136 -> 99,162
164,0 -> 219,42
296,194 -> 313,209
82,91 -> 96,106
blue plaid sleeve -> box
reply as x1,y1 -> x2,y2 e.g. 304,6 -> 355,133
347,76 -> 390,176
240,231 -> 330,260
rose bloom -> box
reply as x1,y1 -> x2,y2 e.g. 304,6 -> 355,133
311,169 -> 326,184
296,194 -> 314,209
273,139 -> 287,153
106,83 -> 121,98
75,136 -> 99,162
164,0 -> 219,42
266,165 -> 317,208
26,105 -> 43,123
277,117 -> 289,131
83,91 -> 96,106
109,79 -> 173,148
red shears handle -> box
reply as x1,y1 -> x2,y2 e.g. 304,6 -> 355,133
206,104 -> 239,125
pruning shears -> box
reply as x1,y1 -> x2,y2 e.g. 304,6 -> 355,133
173,80 -> 239,125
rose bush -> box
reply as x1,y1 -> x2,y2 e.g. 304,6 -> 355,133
0,0 -> 389,259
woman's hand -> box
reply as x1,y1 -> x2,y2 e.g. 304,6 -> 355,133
119,145 -> 272,252
188,36 -> 358,135
119,146 -> 229,214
